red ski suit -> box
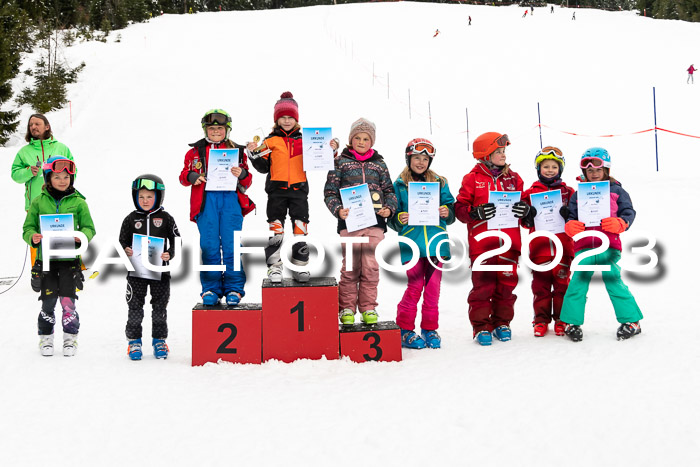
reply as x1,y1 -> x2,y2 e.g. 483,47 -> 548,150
455,163 -> 524,334
522,180 -> 575,324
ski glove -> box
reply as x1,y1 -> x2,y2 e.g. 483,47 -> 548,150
512,201 -> 531,219
601,217 -> 628,234
469,203 -> 496,221
559,205 -> 570,220
521,205 -> 538,228
565,220 -> 586,238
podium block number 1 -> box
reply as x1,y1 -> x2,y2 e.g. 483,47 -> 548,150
291,301 -> 304,332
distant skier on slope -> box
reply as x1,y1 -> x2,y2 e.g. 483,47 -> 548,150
688,64 -> 696,84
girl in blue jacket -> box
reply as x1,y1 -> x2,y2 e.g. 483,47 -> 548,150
388,138 -> 456,349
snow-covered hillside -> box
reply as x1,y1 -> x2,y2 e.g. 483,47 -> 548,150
0,4 -> 697,466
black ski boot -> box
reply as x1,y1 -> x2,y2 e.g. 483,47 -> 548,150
565,324 -> 583,342
617,322 -> 641,340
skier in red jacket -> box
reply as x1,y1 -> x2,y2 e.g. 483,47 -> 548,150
521,147 -> 575,337
455,132 -> 528,346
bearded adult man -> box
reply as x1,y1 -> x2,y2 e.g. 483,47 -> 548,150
11,114 -> 74,264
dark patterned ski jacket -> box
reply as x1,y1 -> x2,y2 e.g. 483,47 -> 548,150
323,148 -> 398,233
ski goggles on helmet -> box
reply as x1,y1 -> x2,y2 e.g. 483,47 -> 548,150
580,157 -> 606,169
43,159 -> 76,175
494,134 -> 510,147
406,141 -> 436,157
201,112 -> 231,126
132,178 -> 165,191
534,146 -> 565,168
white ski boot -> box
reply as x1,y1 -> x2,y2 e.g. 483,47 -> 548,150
292,270 -> 310,283
63,333 -> 78,357
267,263 -> 283,283
39,334 -> 54,357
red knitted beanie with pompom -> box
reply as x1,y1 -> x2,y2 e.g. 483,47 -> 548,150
273,91 -> 299,122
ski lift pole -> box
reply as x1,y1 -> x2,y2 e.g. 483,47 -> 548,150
537,102 -> 542,149
653,87 -> 659,172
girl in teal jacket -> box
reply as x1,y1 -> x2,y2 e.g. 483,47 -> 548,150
388,139 -> 455,349
22,156 -> 96,357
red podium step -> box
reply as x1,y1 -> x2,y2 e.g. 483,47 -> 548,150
192,303 -> 262,366
262,277 -> 340,363
339,321 -> 402,363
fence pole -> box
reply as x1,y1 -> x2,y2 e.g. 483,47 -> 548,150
429,101 -> 433,135
653,87 -> 659,171
537,102 -> 543,149
465,107 -> 470,150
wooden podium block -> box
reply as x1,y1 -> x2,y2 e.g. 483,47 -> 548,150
192,303 -> 262,366
262,277 -> 340,363
339,321 -> 402,363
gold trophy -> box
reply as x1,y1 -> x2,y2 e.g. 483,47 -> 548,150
371,190 -> 384,212
249,135 -> 271,159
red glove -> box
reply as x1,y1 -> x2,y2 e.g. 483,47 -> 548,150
565,220 -> 585,238
601,217 -> 628,234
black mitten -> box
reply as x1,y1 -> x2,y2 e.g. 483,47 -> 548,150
559,205 -> 570,220
521,206 -> 538,228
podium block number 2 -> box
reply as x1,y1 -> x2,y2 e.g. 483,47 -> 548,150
291,301 -> 304,332
217,323 -> 238,354
363,332 -> 383,361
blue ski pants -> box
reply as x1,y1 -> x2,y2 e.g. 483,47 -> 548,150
196,190 -> 246,298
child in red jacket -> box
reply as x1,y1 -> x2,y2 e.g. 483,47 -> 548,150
455,132 -> 529,346
521,147 -> 575,337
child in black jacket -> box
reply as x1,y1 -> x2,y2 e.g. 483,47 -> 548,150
118,174 -> 180,360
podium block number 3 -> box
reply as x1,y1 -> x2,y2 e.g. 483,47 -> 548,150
363,332 -> 383,361
291,301 -> 304,332
217,323 -> 238,354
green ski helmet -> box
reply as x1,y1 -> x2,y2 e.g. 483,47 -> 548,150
201,109 -> 232,139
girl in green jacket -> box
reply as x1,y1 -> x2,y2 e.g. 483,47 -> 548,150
22,156 -> 96,357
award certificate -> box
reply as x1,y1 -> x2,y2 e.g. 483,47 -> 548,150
206,148 -> 239,191
39,213 -> 75,258
340,183 -> 377,232
487,191 -> 521,229
302,127 -> 334,171
531,190 -> 565,234
131,234 -> 165,280
577,181 -> 610,227
408,182 -> 440,226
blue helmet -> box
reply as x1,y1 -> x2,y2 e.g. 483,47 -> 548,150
581,147 -> 611,169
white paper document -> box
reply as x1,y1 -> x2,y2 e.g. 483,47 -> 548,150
340,183 -> 377,232
206,148 -> 239,191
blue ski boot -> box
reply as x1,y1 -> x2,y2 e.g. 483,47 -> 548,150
474,330 -> 492,346
127,339 -> 142,361
401,329 -> 426,349
492,325 -> 512,342
202,291 -> 219,306
153,338 -> 169,359
421,329 -> 441,349
226,292 -> 241,306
